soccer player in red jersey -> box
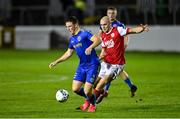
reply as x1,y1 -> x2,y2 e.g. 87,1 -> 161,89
94,16 -> 149,103
95,6 -> 138,98
104,6 -> 137,97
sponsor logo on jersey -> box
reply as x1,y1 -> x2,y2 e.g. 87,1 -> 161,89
73,43 -> 82,48
104,39 -> 114,48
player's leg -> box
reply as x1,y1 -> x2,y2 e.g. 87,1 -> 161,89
119,70 -> 137,97
93,61 -> 107,99
93,76 -> 101,89
72,66 -> 86,98
95,74 -> 113,103
76,82 -> 93,111
84,82 -> 96,112
72,80 -> 91,111
104,82 -> 111,97
94,62 -> 114,103
96,64 -> 124,103
84,64 -> 100,112
72,80 -> 85,97
73,65 -> 91,110
99,62 -> 111,96
95,76 -> 111,92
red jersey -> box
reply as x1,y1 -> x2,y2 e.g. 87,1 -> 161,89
100,27 -> 129,65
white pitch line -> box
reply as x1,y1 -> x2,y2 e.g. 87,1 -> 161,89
0,72 -> 69,85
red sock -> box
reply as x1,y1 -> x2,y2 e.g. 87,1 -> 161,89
93,89 -> 100,98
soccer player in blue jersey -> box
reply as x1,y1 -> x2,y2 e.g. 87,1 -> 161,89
95,6 -> 137,100
49,16 -> 101,112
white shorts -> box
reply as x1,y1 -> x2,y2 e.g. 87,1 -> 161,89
98,61 -> 124,79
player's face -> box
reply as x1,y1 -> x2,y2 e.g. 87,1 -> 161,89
107,9 -> 117,21
65,22 -> 78,35
100,19 -> 111,33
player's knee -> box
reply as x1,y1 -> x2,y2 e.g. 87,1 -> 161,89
104,79 -> 109,84
104,78 -> 111,84
93,78 -> 100,89
96,82 -> 105,91
72,87 -> 80,94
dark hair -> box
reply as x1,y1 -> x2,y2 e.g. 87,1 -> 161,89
65,16 -> 79,24
107,6 -> 117,11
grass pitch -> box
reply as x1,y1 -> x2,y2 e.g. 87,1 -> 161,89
0,49 -> 180,118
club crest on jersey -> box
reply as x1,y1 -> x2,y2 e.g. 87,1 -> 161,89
77,36 -> 81,42
111,33 -> 115,37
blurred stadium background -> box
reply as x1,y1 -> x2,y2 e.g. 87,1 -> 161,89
0,0 -> 180,118
0,0 -> 180,51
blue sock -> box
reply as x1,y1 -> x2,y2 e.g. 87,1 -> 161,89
86,94 -> 96,105
76,87 -> 86,98
124,77 -> 133,88
105,82 -> 111,92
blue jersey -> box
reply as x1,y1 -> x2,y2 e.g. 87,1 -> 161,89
111,19 -> 126,28
68,29 -> 100,66
100,19 -> 126,30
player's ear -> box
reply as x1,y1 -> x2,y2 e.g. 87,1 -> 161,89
75,23 -> 78,28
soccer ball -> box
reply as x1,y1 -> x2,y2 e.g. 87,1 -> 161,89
55,89 -> 69,102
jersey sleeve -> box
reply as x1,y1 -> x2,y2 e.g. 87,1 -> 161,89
117,26 -> 128,36
68,38 -> 74,49
112,20 -> 126,28
119,23 -> 126,28
85,31 -> 93,40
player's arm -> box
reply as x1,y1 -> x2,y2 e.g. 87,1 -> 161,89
99,48 -> 106,60
117,24 -> 149,37
127,24 -> 149,34
49,48 -> 74,69
124,35 -> 129,49
85,35 -> 101,55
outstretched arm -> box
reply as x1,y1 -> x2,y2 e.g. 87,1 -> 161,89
117,24 -> 149,37
128,24 -> 149,34
49,48 -> 74,69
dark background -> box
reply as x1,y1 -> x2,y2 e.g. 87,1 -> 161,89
0,0 -> 180,26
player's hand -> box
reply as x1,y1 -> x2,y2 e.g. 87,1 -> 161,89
99,55 -> 105,60
85,47 -> 92,55
49,62 -> 57,69
140,24 -> 149,32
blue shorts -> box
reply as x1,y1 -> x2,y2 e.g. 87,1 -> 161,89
73,64 -> 100,84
